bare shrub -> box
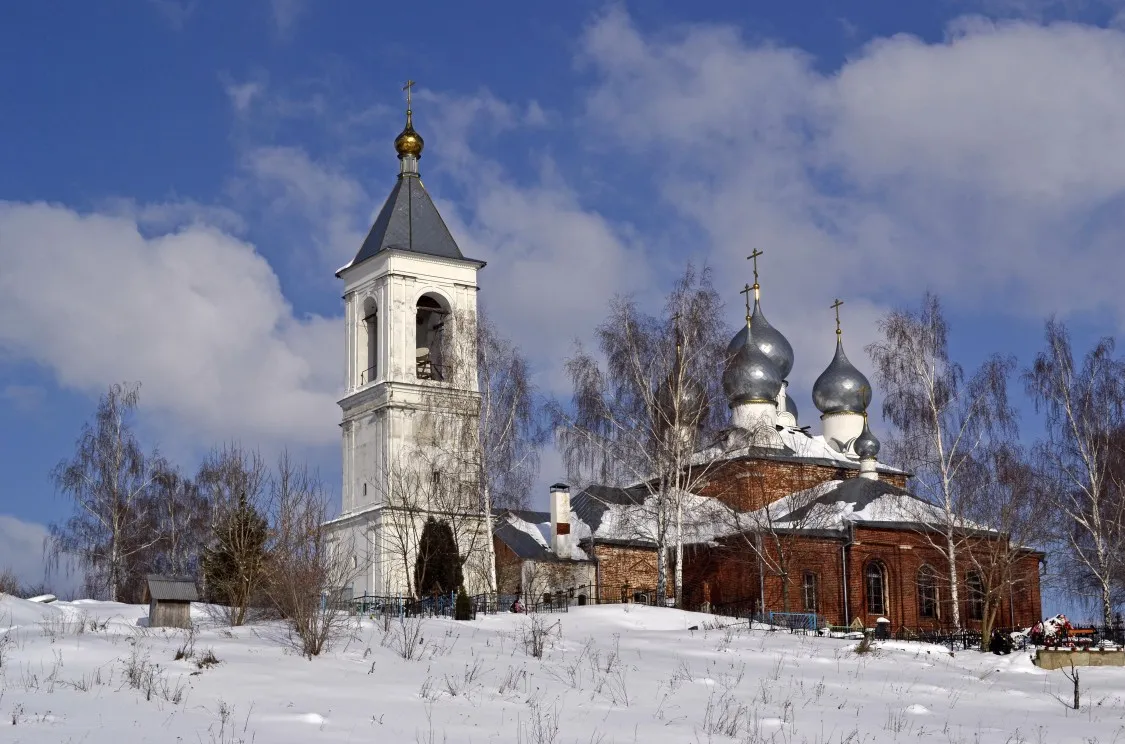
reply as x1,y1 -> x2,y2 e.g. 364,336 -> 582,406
38,614 -> 87,641
122,646 -> 185,703
444,657 -> 486,697
173,626 -> 196,661
854,635 -> 876,656
520,617 -> 560,659
196,648 -> 220,669
700,690 -> 748,738
499,665 -> 529,696
266,453 -> 361,658
384,614 -> 428,660
518,697 -> 560,744
0,568 -> 19,595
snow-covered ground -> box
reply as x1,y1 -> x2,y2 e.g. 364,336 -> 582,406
1,595 -> 1122,743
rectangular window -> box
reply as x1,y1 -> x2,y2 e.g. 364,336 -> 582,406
966,572 -> 984,621
802,572 -> 818,613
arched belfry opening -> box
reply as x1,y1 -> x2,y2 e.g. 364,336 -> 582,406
362,297 -> 378,385
415,293 -> 449,381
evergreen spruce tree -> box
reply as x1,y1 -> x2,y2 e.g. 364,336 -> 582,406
414,517 -> 462,598
202,491 -> 269,624
455,585 -> 472,621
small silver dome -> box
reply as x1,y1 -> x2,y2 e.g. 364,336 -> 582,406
726,298 -> 794,380
655,369 -> 709,431
854,417 -> 880,459
723,320 -> 783,405
784,394 -> 798,422
812,338 -> 872,415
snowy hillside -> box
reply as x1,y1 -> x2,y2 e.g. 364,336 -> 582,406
0,595 -> 1120,743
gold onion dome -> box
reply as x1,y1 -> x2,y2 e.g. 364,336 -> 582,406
395,121 -> 424,159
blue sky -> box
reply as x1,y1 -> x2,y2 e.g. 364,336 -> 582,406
2,1 -> 1125,610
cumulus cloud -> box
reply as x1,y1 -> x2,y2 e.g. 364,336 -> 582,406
0,202 -> 340,447
576,8 -> 1125,400
238,146 -> 370,270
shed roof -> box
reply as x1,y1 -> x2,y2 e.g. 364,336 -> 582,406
145,575 -> 199,602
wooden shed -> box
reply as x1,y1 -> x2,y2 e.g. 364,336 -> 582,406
144,575 -> 198,628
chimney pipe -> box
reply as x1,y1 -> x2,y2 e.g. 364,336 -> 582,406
550,483 -> 571,557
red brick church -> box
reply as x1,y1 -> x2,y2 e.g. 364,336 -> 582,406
495,283 -> 1043,632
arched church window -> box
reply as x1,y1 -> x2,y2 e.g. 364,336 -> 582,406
362,298 -> 378,385
416,294 -> 448,381
802,571 -> 818,613
966,571 -> 984,621
865,562 -> 886,615
917,565 -> 939,619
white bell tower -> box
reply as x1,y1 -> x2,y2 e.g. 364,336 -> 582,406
327,82 -> 494,599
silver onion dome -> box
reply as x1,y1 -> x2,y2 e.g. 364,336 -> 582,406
723,321 -> 783,405
655,368 -> 709,431
726,299 -> 794,380
812,338 -> 872,415
784,393 -> 798,422
854,417 -> 880,459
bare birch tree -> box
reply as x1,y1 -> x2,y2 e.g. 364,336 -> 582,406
48,382 -> 161,602
1024,319 -> 1125,626
553,264 -> 727,606
866,294 -> 1017,630
149,462 -> 210,577
960,444 -> 1052,648
477,307 -> 548,514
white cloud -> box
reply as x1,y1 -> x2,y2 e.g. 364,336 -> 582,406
238,146 -> 370,269
226,80 -> 265,118
0,202 -> 340,448
576,9 -> 1125,403
269,0 -> 306,38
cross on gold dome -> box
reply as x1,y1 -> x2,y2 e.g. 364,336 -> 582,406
403,79 -> 416,122
831,298 -> 844,337
395,79 -> 424,160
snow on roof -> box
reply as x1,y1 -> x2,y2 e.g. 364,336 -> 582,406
494,511 -> 590,562
691,425 -> 907,475
570,486 -> 730,546
760,478 -> 991,532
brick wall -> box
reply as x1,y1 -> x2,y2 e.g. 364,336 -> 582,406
678,527 -> 1042,629
697,458 -> 906,512
590,543 -> 674,602
493,537 -> 523,595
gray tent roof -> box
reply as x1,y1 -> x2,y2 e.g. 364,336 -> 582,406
145,575 -> 199,602
343,175 -> 465,273
572,485 -> 649,537
494,521 -> 554,561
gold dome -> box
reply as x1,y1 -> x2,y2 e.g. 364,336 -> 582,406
395,122 -> 424,159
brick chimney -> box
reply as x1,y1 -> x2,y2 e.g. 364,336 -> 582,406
549,483 -> 571,557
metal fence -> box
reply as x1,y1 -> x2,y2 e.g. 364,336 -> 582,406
351,591 -> 573,621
